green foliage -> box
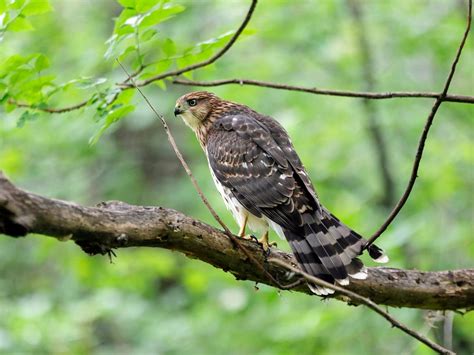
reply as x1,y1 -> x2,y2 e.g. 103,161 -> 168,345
0,0 -> 473,354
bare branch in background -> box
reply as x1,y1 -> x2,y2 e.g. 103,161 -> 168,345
172,78 -> 474,104
365,0 -> 472,249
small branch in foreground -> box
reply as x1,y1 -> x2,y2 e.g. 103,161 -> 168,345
365,0 -> 472,249
269,258 -> 455,355
172,78 -> 474,104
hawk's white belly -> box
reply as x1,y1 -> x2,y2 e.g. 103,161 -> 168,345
208,164 -> 285,240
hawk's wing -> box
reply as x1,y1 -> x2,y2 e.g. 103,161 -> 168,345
206,113 -> 383,285
206,114 -> 317,231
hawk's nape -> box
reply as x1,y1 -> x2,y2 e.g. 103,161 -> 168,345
174,91 -> 388,294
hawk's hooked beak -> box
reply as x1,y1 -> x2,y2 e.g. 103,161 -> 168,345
174,106 -> 184,116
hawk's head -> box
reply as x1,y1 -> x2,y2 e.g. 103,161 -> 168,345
174,91 -> 220,130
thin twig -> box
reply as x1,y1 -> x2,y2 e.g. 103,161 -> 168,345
8,98 -> 88,113
443,311 -> 454,351
173,78 -> 474,104
117,60 -> 288,290
269,258 -> 455,355
365,0 -> 472,249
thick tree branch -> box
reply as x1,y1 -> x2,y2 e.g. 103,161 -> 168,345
1,172 -> 472,311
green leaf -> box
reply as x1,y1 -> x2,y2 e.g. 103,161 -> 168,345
0,0 -> 7,13
9,0 -> 26,10
135,0 -> 157,13
140,4 -> 185,28
162,38 -> 175,56
17,110 -> 39,128
114,88 -> 135,105
114,8 -> 136,30
118,0 -> 135,8
106,103 -> 135,122
22,0 -> 53,16
76,77 -> 107,89
154,79 -> 166,90
140,28 -> 157,42
34,54 -> 50,71
89,104 -> 135,145
8,16 -> 34,31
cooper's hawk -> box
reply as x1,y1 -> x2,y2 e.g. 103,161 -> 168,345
174,91 -> 388,294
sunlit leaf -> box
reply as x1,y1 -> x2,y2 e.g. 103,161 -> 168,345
0,0 -> 7,13
162,38 -> 175,57
76,77 -> 108,89
118,0 -> 135,8
34,53 -> 50,71
8,16 -> 34,31
89,104 -> 135,145
140,28 -> 157,42
22,0 -> 53,16
135,0 -> 157,13
139,4 -> 185,28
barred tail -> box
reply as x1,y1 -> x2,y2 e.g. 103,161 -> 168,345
284,207 -> 388,295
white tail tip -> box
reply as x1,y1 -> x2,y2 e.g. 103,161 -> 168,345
336,278 -> 349,286
349,268 -> 368,280
308,283 -> 335,296
374,254 -> 389,264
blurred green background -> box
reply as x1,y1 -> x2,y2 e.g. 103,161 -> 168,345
0,0 -> 473,354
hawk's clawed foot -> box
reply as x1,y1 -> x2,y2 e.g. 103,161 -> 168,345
241,234 -> 259,243
258,231 -> 277,252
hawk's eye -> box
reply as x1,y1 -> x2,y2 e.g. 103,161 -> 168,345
187,99 -> 197,107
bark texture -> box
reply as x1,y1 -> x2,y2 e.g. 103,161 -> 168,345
0,172 -> 472,311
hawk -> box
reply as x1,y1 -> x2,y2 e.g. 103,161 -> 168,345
174,91 -> 388,294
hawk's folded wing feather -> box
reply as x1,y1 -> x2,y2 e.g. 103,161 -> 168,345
206,114 -> 314,231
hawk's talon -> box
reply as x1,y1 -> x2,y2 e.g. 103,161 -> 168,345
263,245 -> 272,260
241,234 -> 259,243
257,232 -> 276,252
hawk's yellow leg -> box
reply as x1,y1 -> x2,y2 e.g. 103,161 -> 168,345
257,231 -> 277,251
238,215 -> 248,238
238,215 -> 277,251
